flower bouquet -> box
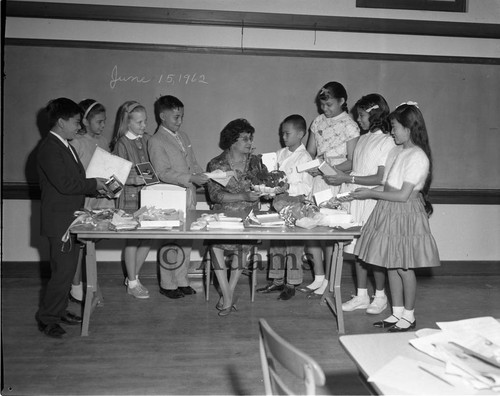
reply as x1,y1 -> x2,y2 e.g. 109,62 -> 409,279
249,168 -> 287,195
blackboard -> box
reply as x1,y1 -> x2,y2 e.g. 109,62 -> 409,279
4,44 -> 500,190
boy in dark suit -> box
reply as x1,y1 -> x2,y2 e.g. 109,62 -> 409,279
36,98 -> 106,338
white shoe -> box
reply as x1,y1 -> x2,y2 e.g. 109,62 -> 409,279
366,295 -> 388,314
127,283 -> 150,299
125,277 -> 149,294
342,295 -> 370,311
136,278 -> 149,294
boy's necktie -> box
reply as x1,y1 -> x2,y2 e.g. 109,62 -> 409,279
68,144 -> 78,163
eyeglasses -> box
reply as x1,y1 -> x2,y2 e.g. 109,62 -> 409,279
238,135 -> 254,143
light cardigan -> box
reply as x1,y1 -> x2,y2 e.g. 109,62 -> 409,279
148,126 -> 204,209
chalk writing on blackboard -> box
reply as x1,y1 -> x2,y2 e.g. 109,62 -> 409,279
158,73 -> 208,85
109,65 -> 208,89
110,65 -> 151,89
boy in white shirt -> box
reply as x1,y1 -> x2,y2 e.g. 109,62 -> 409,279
257,115 -> 313,300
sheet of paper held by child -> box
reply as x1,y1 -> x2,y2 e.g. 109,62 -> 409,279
204,169 -> 236,187
86,146 -> 132,185
136,161 -> 160,186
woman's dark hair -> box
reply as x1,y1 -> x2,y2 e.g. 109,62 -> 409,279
315,81 -> 349,113
355,93 -> 390,134
219,118 -> 255,150
389,104 -> 434,216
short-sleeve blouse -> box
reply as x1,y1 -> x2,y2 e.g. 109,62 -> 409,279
310,112 -> 360,164
383,146 -> 429,191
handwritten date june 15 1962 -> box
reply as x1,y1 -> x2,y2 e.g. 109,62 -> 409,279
110,65 -> 209,89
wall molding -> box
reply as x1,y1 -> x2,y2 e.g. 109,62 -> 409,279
5,39 -> 500,65
3,182 -> 499,205
6,1 -> 500,39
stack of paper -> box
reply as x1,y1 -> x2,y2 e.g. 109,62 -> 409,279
207,221 -> 244,230
246,210 -> 284,227
371,316 -> 500,394
110,212 -> 138,231
200,213 -> 245,230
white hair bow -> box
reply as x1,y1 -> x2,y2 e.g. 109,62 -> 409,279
365,104 -> 379,113
398,101 -> 419,108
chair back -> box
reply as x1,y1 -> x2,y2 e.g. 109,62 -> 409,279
259,318 -> 326,395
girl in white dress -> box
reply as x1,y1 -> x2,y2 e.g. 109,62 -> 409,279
325,94 -> 396,314
300,81 -> 360,297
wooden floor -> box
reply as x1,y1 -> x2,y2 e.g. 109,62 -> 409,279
2,262 -> 500,395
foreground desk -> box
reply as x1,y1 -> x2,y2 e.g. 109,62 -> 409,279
73,210 -> 360,336
340,332 -> 499,395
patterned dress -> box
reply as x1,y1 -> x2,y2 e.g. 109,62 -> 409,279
207,151 -> 265,251
309,112 -> 360,198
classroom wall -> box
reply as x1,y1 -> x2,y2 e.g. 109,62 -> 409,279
3,1 -> 500,264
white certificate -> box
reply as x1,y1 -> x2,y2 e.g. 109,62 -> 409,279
86,147 -> 133,184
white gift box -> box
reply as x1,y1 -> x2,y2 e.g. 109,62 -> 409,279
140,184 -> 187,214
313,188 -> 334,206
296,158 -> 321,173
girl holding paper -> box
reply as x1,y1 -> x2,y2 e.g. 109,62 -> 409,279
300,81 -> 360,297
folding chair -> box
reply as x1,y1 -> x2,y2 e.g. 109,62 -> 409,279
259,318 -> 326,395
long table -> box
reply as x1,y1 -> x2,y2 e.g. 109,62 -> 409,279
72,210 -> 360,336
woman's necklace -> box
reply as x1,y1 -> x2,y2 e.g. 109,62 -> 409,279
228,152 -> 248,173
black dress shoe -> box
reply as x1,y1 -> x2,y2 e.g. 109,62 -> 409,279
296,285 -> 316,293
388,318 -> 417,332
256,283 -> 284,293
179,286 -> 196,295
159,287 -> 184,299
60,311 -> 82,325
278,285 -> 295,300
38,322 -> 66,338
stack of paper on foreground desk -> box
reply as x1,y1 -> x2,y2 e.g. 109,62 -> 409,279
369,316 -> 500,394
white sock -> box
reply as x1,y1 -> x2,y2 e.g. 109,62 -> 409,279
70,282 -> 83,300
375,289 -> 385,298
402,309 -> 415,323
314,279 -> 329,295
392,306 -> 404,318
357,288 -> 368,297
307,275 -> 325,290
128,279 -> 138,288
